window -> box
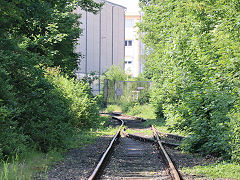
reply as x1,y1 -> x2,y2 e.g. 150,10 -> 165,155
124,61 -> 132,64
128,40 -> 132,46
125,19 -> 134,28
125,40 -> 133,46
125,57 -> 133,64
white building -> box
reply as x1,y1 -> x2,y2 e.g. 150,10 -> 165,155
107,0 -> 144,77
125,12 -> 143,77
75,1 -> 126,78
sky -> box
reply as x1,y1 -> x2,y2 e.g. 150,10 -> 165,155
107,0 -> 140,13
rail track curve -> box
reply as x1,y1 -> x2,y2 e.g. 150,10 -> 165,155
88,113 -> 182,180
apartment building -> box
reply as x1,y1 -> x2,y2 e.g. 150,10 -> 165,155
124,11 -> 144,77
108,0 -> 144,77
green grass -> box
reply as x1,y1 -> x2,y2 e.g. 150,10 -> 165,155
70,126 -> 122,149
104,104 -> 122,113
182,161 -> 240,179
104,103 -> 156,119
126,128 -> 153,136
0,150 -> 63,180
0,115 -> 119,179
127,104 -> 156,119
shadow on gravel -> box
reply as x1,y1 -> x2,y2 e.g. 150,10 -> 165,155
35,136 -> 113,180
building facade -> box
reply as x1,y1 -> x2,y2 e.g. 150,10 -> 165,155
123,3 -> 144,77
124,12 -> 141,77
75,1 -> 126,79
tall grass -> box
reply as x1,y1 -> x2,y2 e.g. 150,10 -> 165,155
0,150 -> 62,179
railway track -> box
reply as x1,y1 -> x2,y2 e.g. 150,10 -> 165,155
88,113 -> 182,180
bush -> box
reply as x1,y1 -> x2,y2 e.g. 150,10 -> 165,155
139,0 -> 240,160
228,110 -> 240,162
0,106 -> 28,159
0,68 -> 28,158
19,68 -> 100,152
10,69 -> 76,152
46,68 -> 100,128
0,65 -> 100,155
102,65 -> 127,81
138,91 -> 150,105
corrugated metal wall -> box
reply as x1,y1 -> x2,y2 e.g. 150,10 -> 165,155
75,1 -> 125,78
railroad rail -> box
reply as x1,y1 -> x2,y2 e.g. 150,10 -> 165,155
152,125 -> 181,180
88,113 -> 182,180
88,117 -> 124,180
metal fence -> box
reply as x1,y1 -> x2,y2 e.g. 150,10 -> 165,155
104,80 -> 153,104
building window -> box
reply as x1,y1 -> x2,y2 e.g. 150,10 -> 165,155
125,40 -> 132,46
125,19 -> 134,28
125,61 -> 132,64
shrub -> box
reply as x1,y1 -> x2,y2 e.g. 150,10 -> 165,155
138,0 -> 240,160
45,68 -> 100,128
0,106 -> 28,159
228,110 -> 240,162
0,68 -> 28,158
0,65 -> 100,154
102,65 -> 127,81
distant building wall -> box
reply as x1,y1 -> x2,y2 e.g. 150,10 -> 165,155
124,13 -> 144,77
75,1 -> 126,78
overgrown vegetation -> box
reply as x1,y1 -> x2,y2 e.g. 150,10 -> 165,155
138,0 -> 240,162
105,103 -> 183,135
0,150 -> 63,179
103,65 -> 127,81
0,115 -> 119,179
0,0 -> 103,172
105,103 -> 240,179
103,65 -> 152,104
182,162 -> 240,179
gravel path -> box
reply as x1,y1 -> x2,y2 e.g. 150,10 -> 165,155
35,136 -> 112,180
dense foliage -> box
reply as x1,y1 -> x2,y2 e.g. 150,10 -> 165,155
0,0 -> 102,159
46,68 -> 100,128
138,0 -> 240,161
103,65 -> 127,81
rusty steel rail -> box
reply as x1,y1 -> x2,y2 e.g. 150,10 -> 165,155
112,112 -> 146,121
152,125 -> 181,180
122,131 -> 155,143
88,118 -> 124,180
157,131 -> 185,141
123,131 -> 180,147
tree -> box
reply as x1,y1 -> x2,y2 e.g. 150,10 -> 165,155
138,0 -> 240,161
0,0 -> 102,158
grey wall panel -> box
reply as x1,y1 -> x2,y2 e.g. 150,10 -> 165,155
75,8 -> 86,74
113,7 -> 125,68
76,1 -> 125,76
87,12 -> 100,73
101,3 -> 113,73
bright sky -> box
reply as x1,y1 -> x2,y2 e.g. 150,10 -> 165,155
107,0 -> 140,13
